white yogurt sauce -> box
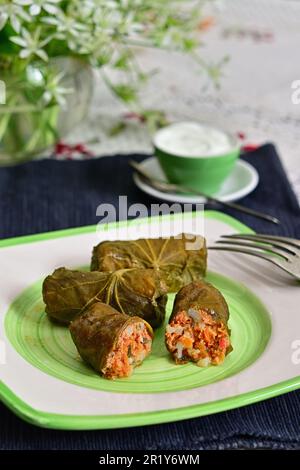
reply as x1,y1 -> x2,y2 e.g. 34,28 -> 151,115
154,122 -> 235,157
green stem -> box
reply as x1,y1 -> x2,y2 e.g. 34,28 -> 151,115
0,112 -> 11,141
0,104 -> 40,114
0,95 -> 18,143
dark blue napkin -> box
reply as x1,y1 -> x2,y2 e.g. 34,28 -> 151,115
0,143 -> 299,449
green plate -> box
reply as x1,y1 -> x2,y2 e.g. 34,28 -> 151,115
0,211 -> 299,430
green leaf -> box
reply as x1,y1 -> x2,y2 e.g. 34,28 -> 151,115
111,84 -> 137,103
114,51 -> 132,70
109,122 -> 126,136
140,109 -> 169,133
182,37 -> 198,51
0,27 -> 19,55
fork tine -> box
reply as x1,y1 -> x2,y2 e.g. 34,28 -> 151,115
219,236 -> 298,257
208,245 -> 285,266
208,245 -> 295,276
223,233 -> 300,250
216,240 -> 291,260
249,234 -> 300,249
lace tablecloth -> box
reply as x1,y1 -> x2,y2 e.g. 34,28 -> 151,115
66,0 -> 300,202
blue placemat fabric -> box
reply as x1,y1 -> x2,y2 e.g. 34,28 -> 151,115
0,143 -> 299,450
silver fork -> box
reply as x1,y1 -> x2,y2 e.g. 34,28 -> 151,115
130,160 -> 281,225
208,233 -> 300,280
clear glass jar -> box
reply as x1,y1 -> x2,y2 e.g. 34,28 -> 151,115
0,57 -> 93,165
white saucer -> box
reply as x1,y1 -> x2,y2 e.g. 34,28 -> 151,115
133,157 -> 259,203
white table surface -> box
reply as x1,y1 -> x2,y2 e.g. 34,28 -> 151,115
66,0 -> 300,203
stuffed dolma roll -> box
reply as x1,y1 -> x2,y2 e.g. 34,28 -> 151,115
70,302 -> 153,379
165,280 -> 232,367
91,234 -> 207,292
43,267 -> 167,328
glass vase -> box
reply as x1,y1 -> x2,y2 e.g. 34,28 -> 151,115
0,57 -> 93,165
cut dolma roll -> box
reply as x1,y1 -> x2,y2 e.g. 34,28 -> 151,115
91,234 -> 207,292
165,280 -> 232,367
70,302 -> 153,379
42,267 -> 167,328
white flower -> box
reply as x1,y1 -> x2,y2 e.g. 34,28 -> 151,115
0,3 -> 31,33
43,12 -> 88,37
66,0 -> 97,19
15,0 -> 62,17
93,6 -> 122,26
42,72 -> 74,107
10,27 -> 51,61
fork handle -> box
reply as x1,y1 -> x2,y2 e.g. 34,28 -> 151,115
206,197 -> 280,225
130,160 -> 280,225
179,183 -> 281,225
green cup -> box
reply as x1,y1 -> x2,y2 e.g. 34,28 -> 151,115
154,122 -> 240,196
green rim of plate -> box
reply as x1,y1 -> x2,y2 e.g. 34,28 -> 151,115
1,211 -> 300,429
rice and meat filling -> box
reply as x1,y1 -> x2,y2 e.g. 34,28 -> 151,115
165,280 -> 232,367
166,309 -> 230,366
103,322 -> 152,379
70,302 -> 153,380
